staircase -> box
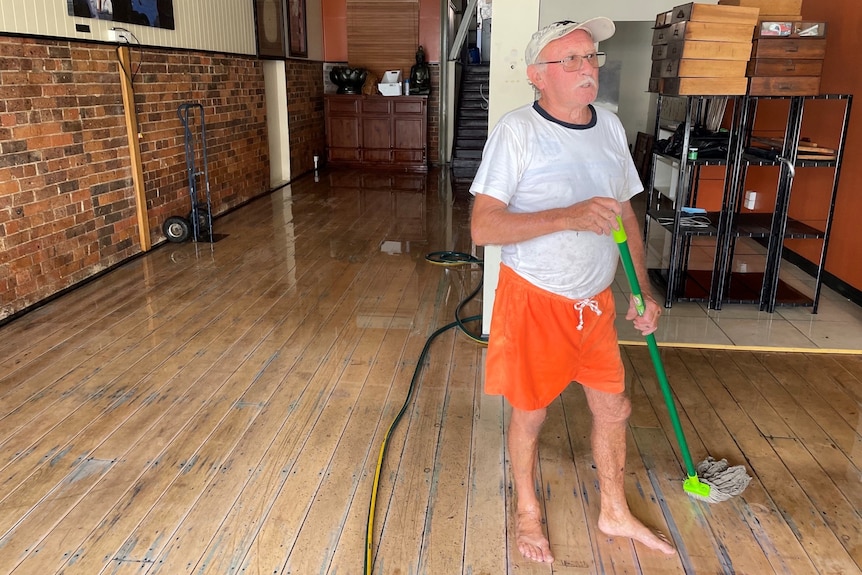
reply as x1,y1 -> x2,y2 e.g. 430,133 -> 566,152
451,64 -> 490,184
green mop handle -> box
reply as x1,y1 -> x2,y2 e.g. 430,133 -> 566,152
612,216 -> 699,480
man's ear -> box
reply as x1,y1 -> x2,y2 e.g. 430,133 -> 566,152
526,64 -> 544,90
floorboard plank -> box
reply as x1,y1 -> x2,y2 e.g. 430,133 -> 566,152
676,349 -> 818,575
618,352 -> 686,575
822,355 -> 862,404
759,353 -> 862,470
705,350 -> 860,574
727,352 -> 862,570
415,336 -> 478,575
562,384 -> 657,575
462,364 -> 508,575
540,394 -> 593,574
624,348 -> 727,574
336,267 -> 453,573
0,264 -> 292,558
325,262 -> 448,575
42,253 -> 355,575
229,257 -> 416,574
660,348 -> 780,575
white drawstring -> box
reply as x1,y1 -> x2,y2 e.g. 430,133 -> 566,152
573,297 -> 602,330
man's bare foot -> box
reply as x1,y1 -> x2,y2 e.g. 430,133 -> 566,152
516,508 -> 554,563
597,512 -> 676,555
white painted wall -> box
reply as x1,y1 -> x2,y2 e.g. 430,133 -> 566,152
602,20 -> 657,148
264,60 -> 291,188
481,0 -> 539,334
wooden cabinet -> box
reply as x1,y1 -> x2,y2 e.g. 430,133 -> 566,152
324,95 -> 428,171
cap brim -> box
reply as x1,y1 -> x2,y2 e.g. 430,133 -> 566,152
577,17 -> 615,43
525,17 -> 617,65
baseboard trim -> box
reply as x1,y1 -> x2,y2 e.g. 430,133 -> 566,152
781,248 -> 862,307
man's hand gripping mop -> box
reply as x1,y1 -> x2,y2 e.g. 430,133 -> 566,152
612,216 -> 751,503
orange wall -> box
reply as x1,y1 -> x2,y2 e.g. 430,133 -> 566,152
798,0 -> 862,290
733,2 -> 862,291
419,0 -> 441,62
322,0 -> 347,61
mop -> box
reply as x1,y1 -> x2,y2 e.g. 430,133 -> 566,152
612,216 -> 751,503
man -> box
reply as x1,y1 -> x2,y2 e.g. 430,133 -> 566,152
469,19 -> 677,563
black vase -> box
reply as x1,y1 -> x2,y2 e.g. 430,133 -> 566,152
330,66 -> 368,95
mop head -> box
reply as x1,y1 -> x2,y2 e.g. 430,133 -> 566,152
689,457 -> 752,503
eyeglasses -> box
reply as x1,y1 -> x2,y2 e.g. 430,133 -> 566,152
536,52 -> 606,71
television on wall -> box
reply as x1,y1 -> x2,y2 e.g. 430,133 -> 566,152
68,0 -> 175,30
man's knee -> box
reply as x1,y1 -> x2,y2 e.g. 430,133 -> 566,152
510,406 -> 547,434
589,392 -> 631,425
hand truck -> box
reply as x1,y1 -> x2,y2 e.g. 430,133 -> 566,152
163,102 -> 214,242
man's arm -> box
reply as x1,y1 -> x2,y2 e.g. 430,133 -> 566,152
470,193 -> 624,246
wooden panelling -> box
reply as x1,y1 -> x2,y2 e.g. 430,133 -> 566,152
347,1 -> 418,78
0,0 -> 256,55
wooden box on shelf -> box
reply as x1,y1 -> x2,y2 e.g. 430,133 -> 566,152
718,0 -> 802,14
747,38 -> 826,96
750,38 -> 827,59
652,58 -> 748,78
652,40 -> 753,61
671,2 -> 760,25
658,76 -> 749,95
649,2 -> 758,96
652,21 -> 757,45
748,76 -> 821,96
747,58 -> 823,77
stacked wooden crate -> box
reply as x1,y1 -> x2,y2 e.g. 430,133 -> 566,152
720,0 -> 826,95
649,2 -> 759,96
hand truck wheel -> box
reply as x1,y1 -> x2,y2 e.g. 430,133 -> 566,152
188,208 -> 211,234
163,216 -> 191,243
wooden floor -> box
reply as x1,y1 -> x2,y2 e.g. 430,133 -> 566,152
1,168 -> 861,575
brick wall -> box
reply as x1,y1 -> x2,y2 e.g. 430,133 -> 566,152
136,49 -> 269,228
285,59 -> 325,178
0,36 -> 271,321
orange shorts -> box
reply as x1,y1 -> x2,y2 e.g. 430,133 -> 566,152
484,264 -> 625,410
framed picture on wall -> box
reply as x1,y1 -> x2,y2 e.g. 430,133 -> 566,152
68,0 -> 175,30
287,0 -> 307,57
256,0 -> 287,58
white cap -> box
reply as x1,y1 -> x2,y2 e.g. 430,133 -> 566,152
525,18 -> 616,65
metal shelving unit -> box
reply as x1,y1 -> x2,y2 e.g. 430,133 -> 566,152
643,94 -> 743,309
717,93 -> 853,313
645,92 -> 851,313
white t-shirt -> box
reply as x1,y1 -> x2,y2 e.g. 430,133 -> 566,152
470,102 -> 643,300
